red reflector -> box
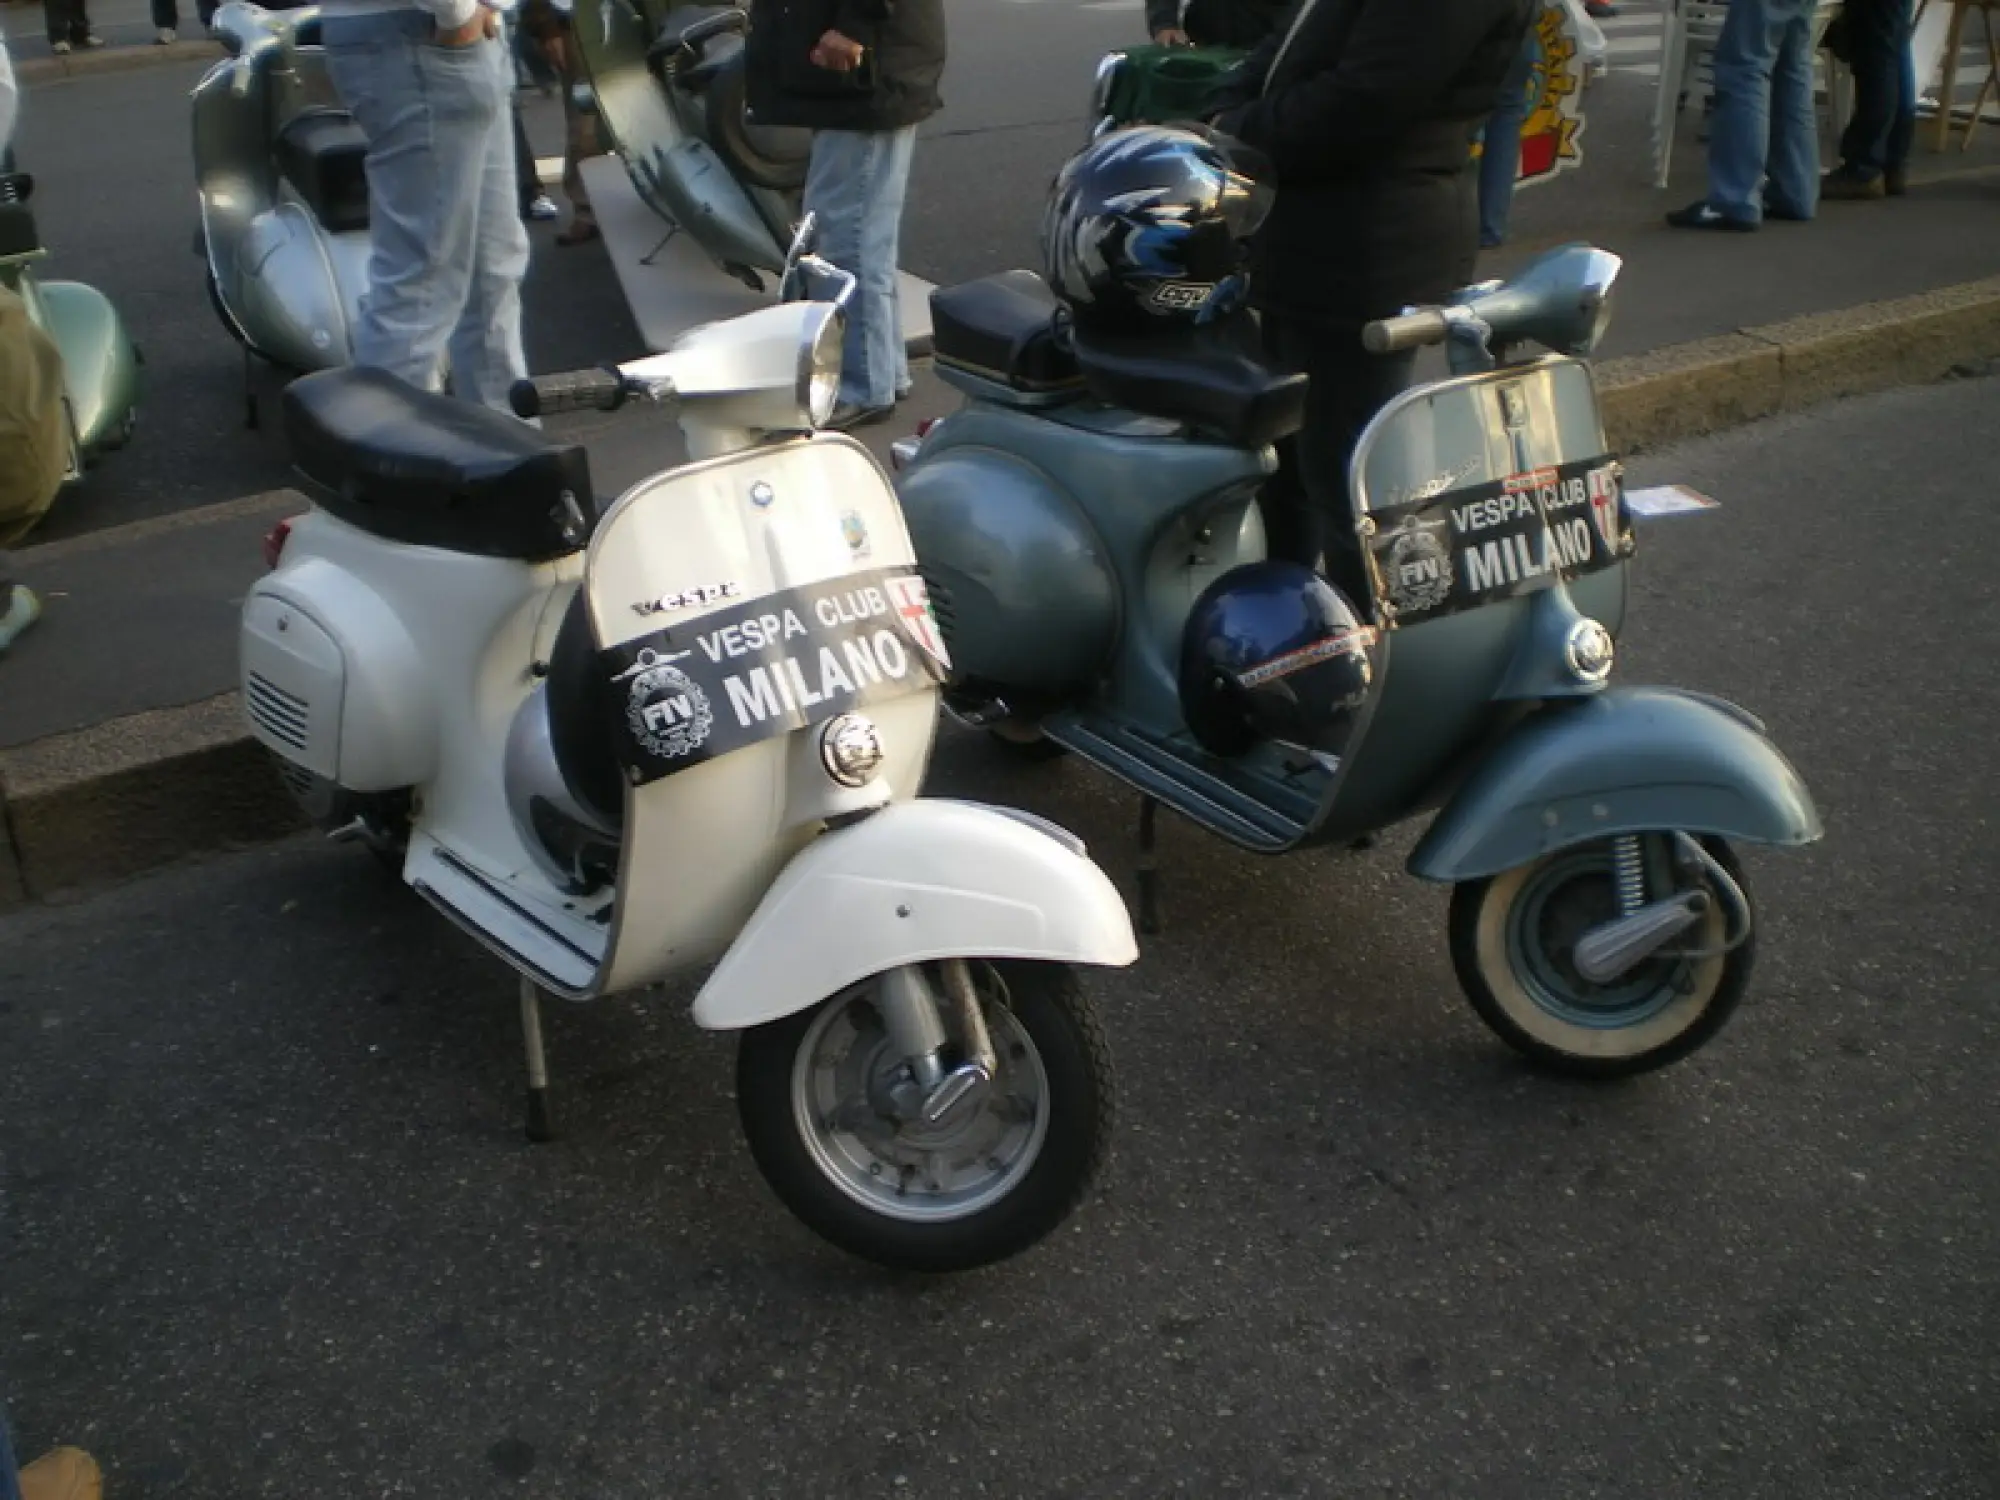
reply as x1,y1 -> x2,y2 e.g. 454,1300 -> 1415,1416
263,520 -> 292,571
916,418 -> 939,438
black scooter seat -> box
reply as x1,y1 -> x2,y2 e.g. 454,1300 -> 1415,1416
931,271 -> 1084,394
649,3 -> 746,85
275,110 -> 370,235
284,367 -> 595,562
1072,312 -> 1307,450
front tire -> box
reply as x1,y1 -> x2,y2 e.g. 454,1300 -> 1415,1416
1448,834 -> 1755,1079
736,960 -> 1114,1273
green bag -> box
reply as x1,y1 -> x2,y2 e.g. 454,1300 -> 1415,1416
1094,44 -> 1252,130
0,280 -> 70,546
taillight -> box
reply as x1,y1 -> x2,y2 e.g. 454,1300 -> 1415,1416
263,519 -> 292,571
917,418 -> 939,439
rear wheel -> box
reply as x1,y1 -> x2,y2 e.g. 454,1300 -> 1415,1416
736,960 -> 1114,1273
1448,834 -> 1755,1079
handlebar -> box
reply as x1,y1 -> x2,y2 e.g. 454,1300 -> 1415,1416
1361,308 -> 1451,355
510,366 -> 627,419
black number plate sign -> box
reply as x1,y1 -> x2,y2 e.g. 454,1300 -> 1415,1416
1367,454 -> 1629,627
600,566 -> 951,786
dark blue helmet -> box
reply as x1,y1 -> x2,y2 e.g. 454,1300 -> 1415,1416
1179,561 -> 1377,759
1041,124 -> 1273,336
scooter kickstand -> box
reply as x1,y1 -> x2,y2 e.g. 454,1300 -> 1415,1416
1136,795 -> 1162,936
518,975 -> 555,1144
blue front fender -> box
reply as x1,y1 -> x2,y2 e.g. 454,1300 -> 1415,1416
1407,685 -> 1823,884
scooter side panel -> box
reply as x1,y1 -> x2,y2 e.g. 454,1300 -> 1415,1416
1405,684 -> 1824,884
232,205 -> 356,371
589,436 -> 943,996
35,281 -> 139,455
691,798 -> 1137,1031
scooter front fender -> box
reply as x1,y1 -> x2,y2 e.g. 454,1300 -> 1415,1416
36,281 -> 140,454
691,799 -> 1139,1032
1407,685 -> 1823,884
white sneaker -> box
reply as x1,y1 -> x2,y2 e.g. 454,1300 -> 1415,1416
157,26 -> 177,42
51,40 -> 71,54
0,584 -> 43,654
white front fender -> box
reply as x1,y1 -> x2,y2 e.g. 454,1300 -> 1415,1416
691,799 -> 1139,1031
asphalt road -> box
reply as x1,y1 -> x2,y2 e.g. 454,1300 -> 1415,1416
11,0 -> 1999,544
3,373 -> 1996,1497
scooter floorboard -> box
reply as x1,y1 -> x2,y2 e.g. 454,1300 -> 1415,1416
581,158 -> 936,358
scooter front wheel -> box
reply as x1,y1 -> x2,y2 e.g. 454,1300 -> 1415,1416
736,960 -> 1114,1273
1448,834 -> 1756,1079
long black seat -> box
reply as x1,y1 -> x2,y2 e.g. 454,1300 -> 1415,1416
284,367 -> 594,562
275,110 -> 370,235
930,271 -> 1084,396
1072,311 -> 1307,450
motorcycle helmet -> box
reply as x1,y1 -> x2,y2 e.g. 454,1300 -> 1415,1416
1178,561 -> 1377,759
1040,123 -> 1274,336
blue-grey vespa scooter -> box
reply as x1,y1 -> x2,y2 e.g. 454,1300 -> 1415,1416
891,244 -> 1824,1078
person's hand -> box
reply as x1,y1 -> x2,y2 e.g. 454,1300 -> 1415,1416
1153,26 -> 1191,46
541,31 -> 569,73
436,8 -> 498,47
809,28 -> 864,72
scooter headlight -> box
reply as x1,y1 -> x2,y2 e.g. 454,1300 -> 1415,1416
799,303 -> 843,429
820,713 -> 885,787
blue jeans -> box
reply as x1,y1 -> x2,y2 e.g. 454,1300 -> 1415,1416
1,1404 -> 22,1500
1837,0 -> 1917,178
1707,0 -> 1821,222
803,127 -> 916,411
1479,25 -> 1539,247
322,8 -> 529,411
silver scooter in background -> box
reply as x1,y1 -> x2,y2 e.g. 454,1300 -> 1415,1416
193,2 -> 366,422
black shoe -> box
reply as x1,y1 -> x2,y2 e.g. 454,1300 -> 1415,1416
1885,165 -> 1909,197
1585,1 -> 1618,16
1820,168 -> 1886,202
824,402 -> 895,432
1666,200 -> 1758,232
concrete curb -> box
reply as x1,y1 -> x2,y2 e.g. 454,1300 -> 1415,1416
6,274 -> 2000,912
13,39 -> 218,83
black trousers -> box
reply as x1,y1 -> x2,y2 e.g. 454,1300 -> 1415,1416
513,104 -> 541,211
1835,0 -> 1917,178
1257,313 -> 1417,603
149,0 -> 218,27
42,0 -> 95,45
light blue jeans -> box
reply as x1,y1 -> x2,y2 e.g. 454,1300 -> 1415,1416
1478,25 -> 1540,247
803,126 -> 916,411
322,8 -> 529,411
1707,0 -> 1821,222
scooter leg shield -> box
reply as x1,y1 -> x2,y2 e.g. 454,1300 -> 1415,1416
35,281 -> 140,453
690,799 -> 1139,1032
1407,684 -> 1824,885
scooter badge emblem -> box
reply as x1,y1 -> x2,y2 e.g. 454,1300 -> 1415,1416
1498,382 -> 1529,430
616,647 -> 715,761
841,510 -> 871,557
886,575 -> 951,670
1380,516 -> 1455,616
750,481 -> 776,508
1587,466 -> 1622,550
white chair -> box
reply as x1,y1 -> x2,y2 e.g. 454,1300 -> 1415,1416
1918,0 -> 2000,150
1652,0 -> 1847,189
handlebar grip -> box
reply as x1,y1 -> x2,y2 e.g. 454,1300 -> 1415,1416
1361,309 -> 1450,355
510,367 -> 625,420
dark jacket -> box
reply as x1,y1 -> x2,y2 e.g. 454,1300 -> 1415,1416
1214,0 -> 1533,327
1144,0 -> 1289,49
744,0 -> 947,133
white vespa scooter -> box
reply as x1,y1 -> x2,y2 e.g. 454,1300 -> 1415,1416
239,227 -> 1138,1273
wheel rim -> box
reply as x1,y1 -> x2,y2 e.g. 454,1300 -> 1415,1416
789,971 -> 1050,1224
1479,837 -> 1729,1057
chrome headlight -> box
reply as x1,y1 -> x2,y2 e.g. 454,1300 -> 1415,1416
820,713 -> 885,787
798,303 -> 843,428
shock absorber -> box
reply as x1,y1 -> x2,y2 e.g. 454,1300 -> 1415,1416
1614,834 -> 1647,917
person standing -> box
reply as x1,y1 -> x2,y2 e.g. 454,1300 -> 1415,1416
745,0 -> 946,429
318,0 -> 530,411
1823,0 -> 1916,199
1666,0 -> 1820,230
1,23 -> 57,659
1210,0 -> 1534,592
151,0 -> 218,44
518,0 -> 604,245
1477,18 -> 1540,247
40,0 -> 103,54
1147,0 -> 1287,50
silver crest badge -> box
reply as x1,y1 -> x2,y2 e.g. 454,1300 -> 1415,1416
749,481 -> 776,509
1381,516 -> 1455,615
616,648 -> 715,761
1498,383 -> 1530,431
